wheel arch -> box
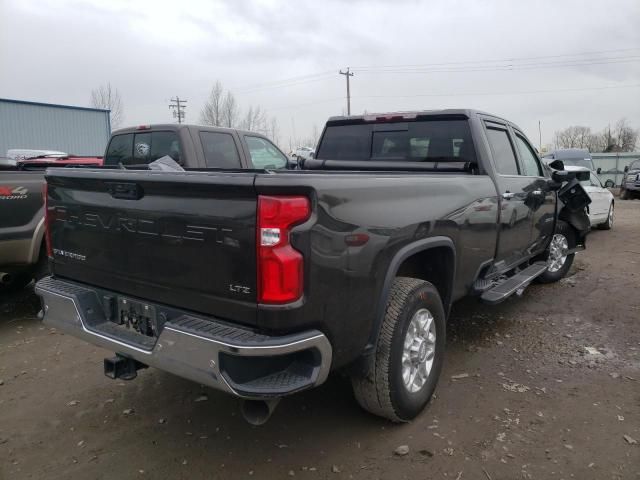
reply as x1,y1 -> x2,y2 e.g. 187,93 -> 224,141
27,216 -> 46,264
367,236 -> 456,350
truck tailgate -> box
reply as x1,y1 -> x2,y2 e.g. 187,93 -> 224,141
45,169 -> 258,325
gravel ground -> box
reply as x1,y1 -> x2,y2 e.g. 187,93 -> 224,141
1,200 -> 638,480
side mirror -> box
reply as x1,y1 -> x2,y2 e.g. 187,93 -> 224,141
549,159 -> 565,171
551,170 -> 573,183
287,157 -> 299,170
624,165 -> 629,173
596,167 -> 602,174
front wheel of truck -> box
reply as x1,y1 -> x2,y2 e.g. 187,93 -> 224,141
351,277 -> 446,422
536,221 -> 576,284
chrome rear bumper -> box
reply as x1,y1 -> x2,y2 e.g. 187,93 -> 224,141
35,277 -> 332,399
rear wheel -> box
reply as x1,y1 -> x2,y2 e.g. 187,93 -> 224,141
351,277 -> 446,422
536,221 -> 576,284
598,203 -> 614,230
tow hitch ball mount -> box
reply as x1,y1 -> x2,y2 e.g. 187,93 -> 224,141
104,354 -> 147,381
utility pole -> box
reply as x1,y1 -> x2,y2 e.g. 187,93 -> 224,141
538,120 -> 542,153
169,97 -> 187,124
339,67 -> 354,116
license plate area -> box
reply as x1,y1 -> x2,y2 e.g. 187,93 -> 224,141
116,297 -> 158,338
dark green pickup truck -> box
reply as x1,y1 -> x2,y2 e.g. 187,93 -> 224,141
37,110 -> 591,424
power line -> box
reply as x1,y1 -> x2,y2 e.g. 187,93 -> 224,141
353,47 -> 640,70
339,67 -> 354,115
352,83 -> 640,100
169,96 -> 187,123
228,48 -> 640,95
235,71 -> 335,94
356,56 -> 640,75
254,83 -> 640,113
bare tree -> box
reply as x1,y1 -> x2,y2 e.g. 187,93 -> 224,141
90,82 -> 124,130
221,91 -> 238,128
554,120 -> 638,153
613,118 -> 638,152
554,126 -> 592,149
200,81 -> 224,126
240,105 -> 266,132
267,117 -> 280,145
587,133 -> 607,153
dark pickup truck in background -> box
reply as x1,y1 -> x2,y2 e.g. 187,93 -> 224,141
620,159 -> 640,200
36,110 -> 590,424
0,124 -> 289,291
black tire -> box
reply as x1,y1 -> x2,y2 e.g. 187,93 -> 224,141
620,187 -> 630,200
598,202 -> 614,230
0,271 -> 34,293
536,221 -> 576,284
351,277 -> 446,422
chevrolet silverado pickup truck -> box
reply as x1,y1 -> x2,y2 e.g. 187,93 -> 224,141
36,110 -> 590,424
1,124 -> 289,291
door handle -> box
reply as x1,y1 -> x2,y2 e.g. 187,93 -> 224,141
502,192 -> 516,200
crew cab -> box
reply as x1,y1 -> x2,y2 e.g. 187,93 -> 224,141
36,110 -> 590,424
104,124 -> 290,169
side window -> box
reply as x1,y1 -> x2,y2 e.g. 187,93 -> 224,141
200,132 -> 241,168
104,134 -> 133,165
514,134 -> 542,176
133,133 -> 151,163
245,136 -> 287,169
590,173 -> 602,187
150,131 -> 181,163
486,127 -> 519,175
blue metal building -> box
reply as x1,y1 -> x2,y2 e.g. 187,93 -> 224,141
0,98 -> 111,156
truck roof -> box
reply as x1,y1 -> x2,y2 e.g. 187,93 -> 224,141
111,123 -> 261,138
326,109 -> 507,124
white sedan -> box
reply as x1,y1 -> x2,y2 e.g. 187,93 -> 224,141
294,146 -> 315,162
567,166 -> 614,230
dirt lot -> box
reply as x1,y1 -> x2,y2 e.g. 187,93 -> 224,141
1,200 -> 638,480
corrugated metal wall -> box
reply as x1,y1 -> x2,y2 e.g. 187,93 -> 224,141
0,99 -> 110,156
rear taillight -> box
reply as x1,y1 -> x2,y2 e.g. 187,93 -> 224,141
257,195 -> 310,304
42,183 -> 53,258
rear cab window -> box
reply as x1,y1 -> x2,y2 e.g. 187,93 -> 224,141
104,131 -> 181,166
245,136 -> 287,169
200,132 -> 241,168
316,119 -> 477,166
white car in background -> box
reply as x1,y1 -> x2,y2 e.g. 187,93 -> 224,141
568,166 -> 614,230
294,146 -> 315,162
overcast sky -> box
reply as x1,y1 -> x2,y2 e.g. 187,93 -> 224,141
1,0 -> 639,150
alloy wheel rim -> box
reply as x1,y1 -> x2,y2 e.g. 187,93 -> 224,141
547,234 -> 569,273
608,205 -> 614,227
402,308 -> 436,393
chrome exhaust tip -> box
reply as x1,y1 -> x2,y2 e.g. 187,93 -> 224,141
240,399 -> 281,426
